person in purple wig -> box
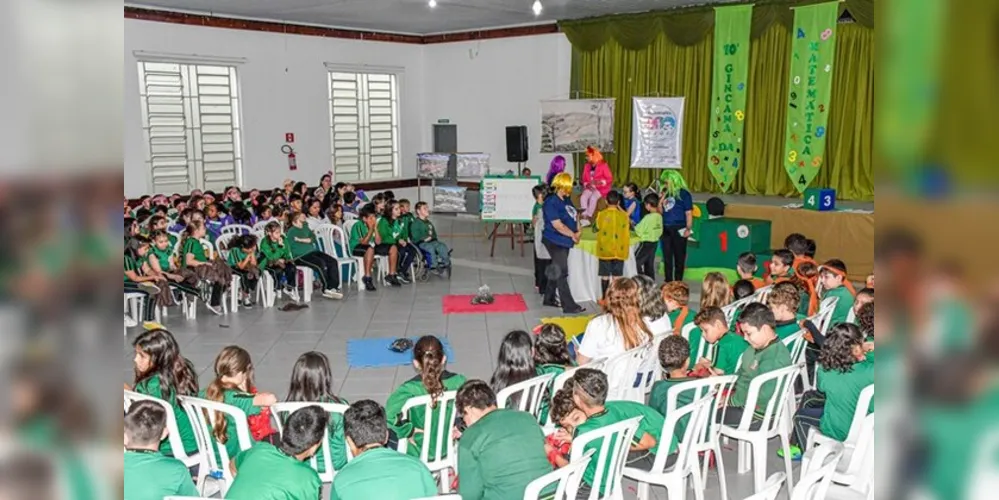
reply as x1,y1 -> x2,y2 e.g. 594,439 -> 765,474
546,155 -> 567,186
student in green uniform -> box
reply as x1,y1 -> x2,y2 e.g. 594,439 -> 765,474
689,307 -> 749,376
852,288 -> 874,324
286,211 -> 343,299
124,235 -> 159,322
332,400 -> 437,500
768,282 -> 810,341
724,303 -> 793,425
386,335 -> 467,459
201,346 -> 279,463
284,351 -> 349,473
767,249 -> 797,285
534,324 -> 574,423
379,200 -> 417,283
455,380 -> 552,500
532,185 -> 552,291
258,221 -> 300,301
178,221 -> 232,315
146,229 -> 200,303
634,193 -> 663,280
661,281 -> 696,333
566,369 -> 672,498
226,405 -> 327,499
784,323 -> 874,460
123,401 -> 199,500
818,259 -> 857,326
397,199 -> 415,237
649,335 -> 696,439
129,329 -> 199,457
225,234 -> 261,308
347,204 -> 383,291
489,330 -> 536,395
411,201 -> 452,271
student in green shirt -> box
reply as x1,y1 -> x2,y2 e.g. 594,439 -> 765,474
818,259 -> 857,326
690,307 -> 749,376
566,369 -> 672,497
284,351 -> 350,473
455,380 -> 552,500
534,324 -> 575,424
124,235 -> 159,322
649,336 -> 696,439
347,205 -> 382,291
766,249 -> 796,285
225,234 -> 261,308
130,328 -> 199,457
227,406 -> 327,499
662,281 -> 697,332
411,201 -> 452,271
378,200 -> 417,283
332,400 -> 437,500
634,193 -> 663,280
851,287 -> 874,325
386,336 -> 467,459
767,282 -> 811,341
258,221 -> 300,301
178,221 -> 232,315
286,212 -> 343,299
724,303 -> 793,425
123,401 -> 199,500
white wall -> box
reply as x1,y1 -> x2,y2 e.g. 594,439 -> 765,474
124,19 -> 571,197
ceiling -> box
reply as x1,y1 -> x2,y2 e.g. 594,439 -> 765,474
126,0 -> 730,35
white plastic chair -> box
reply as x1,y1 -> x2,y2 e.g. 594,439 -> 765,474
178,238 -> 238,319
496,372 -> 556,422
722,295 -> 757,326
794,442 -> 845,500
543,359 -> 606,430
718,363 -> 802,497
965,427 -> 999,500
213,233 -> 247,314
315,223 -> 358,290
845,307 -> 856,325
344,219 -> 380,286
753,285 -> 774,304
603,344 -> 656,403
742,473 -> 785,500
570,416 -> 643,500
220,224 -> 252,237
177,395 -> 253,497
123,390 -> 202,471
802,297 -> 840,391
397,391 -> 460,493
804,385 -> 874,493
624,393 -> 716,500
253,219 -> 277,232
271,402 -> 351,484
525,449 -> 594,500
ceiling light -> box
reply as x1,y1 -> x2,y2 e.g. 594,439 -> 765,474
429,0 -> 437,8
532,0 -> 542,16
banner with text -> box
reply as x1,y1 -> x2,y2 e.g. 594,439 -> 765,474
707,4 -> 752,192
631,97 -> 686,169
783,1 -> 838,193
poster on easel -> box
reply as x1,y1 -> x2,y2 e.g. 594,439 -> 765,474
631,97 -> 685,169
480,176 -> 540,222
417,153 -> 450,179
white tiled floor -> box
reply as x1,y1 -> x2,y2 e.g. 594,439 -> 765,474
123,216 -> 799,500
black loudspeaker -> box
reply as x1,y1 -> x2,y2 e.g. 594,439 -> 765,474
506,126 -> 529,163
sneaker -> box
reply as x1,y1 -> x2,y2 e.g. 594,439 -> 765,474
397,273 -> 411,284
124,315 -> 137,328
564,305 -> 587,315
363,277 -> 377,292
241,296 -> 254,308
386,275 -> 402,287
579,219 -> 592,228
205,302 -> 224,316
322,289 -> 344,300
137,282 -> 161,295
776,445 -> 803,461
283,286 -> 300,302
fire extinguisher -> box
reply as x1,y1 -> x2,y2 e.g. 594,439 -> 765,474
281,144 -> 297,171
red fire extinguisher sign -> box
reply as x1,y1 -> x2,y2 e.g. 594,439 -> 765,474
285,133 -> 295,143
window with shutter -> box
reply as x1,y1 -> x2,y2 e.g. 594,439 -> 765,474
328,71 -> 400,181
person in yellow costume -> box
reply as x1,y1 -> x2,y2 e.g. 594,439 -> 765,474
594,190 -> 631,300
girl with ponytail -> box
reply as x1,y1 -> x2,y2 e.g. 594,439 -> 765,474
385,335 -> 467,459
201,346 -> 278,462
130,328 -> 199,457
576,278 -> 653,365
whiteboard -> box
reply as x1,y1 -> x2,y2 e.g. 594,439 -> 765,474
480,176 -> 541,222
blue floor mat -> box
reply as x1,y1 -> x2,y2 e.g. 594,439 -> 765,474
347,337 -> 456,369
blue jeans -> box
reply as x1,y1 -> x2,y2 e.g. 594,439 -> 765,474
418,240 -> 451,268
793,391 -> 826,449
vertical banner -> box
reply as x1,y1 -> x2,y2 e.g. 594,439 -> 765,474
707,4 -> 752,191
631,97 -> 686,169
783,1 -> 839,193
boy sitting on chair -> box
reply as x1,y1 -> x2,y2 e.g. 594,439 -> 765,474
722,303 -> 793,426
649,336 -> 698,439
818,259 -> 857,325
123,401 -> 199,500
688,307 -> 749,377
410,201 -> 451,273
736,252 -> 766,290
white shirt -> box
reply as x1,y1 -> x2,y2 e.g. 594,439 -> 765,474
578,314 -> 650,360
644,315 -> 673,337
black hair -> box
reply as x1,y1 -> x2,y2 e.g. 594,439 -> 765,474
737,302 -> 776,330
737,252 -> 757,274
172,198 -> 186,208
289,193 -> 303,204
203,190 -> 217,198
152,205 -> 169,216
134,209 -> 152,224
371,193 -> 385,205
818,323 -> 866,373
293,182 -> 308,196
857,288 -> 874,300
414,201 -> 429,212
804,239 -> 817,258
124,400 -> 167,447
343,191 -> 357,205
456,380 -> 497,415
534,324 -> 573,366
658,335 -> 690,372
605,190 -> 622,207
772,249 -> 795,268
822,259 -> 848,274
489,330 -> 535,394
287,352 -> 343,404
321,174 -> 332,184
255,194 -> 269,206
230,203 -> 253,225
532,184 -> 547,199
382,200 -> 398,223
359,204 -> 377,219
785,233 -> 809,256
383,190 -> 395,201
227,234 -> 257,251
132,328 -> 199,400
334,182 -> 347,193
624,182 -> 640,195
344,400 -> 388,448
572,368 -> 608,407
255,203 -> 272,219
138,195 -> 151,202
857,302 -> 874,338
125,235 -> 151,260
279,406 -> 329,457
642,193 -> 660,209
146,214 -> 167,232
733,280 -> 756,300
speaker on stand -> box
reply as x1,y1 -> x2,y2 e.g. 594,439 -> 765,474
505,126 -> 529,174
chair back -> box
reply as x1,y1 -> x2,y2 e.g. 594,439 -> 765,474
316,224 -> 350,260
782,330 -> 808,366
397,391 -> 459,473
198,238 -> 216,260
816,297 -> 839,334
497,373 -> 556,421
967,427 -> 999,500
215,233 -> 237,261
271,402 -> 351,483
733,364 -> 802,434
343,219 -> 359,238
221,224 -> 252,237
665,376 -> 738,452
793,442 -> 845,500
844,385 -> 874,445
177,395 -> 252,497
604,344 -> 656,403
570,416 -> 643,500
124,390 -> 201,468
649,393 -> 715,477
723,295 -> 757,325
525,449 -> 594,500
544,360 -> 604,428
680,322 -> 698,342
742,473 -> 786,500
253,219 -> 278,232
754,285 -> 774,304
343,212 -> 359,222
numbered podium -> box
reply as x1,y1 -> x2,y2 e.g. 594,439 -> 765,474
686,217 -> 772,270
804,187 -> 836,211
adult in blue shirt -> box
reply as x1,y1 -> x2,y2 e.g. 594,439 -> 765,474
541,173 -> 585,314
658,171 -> 693,282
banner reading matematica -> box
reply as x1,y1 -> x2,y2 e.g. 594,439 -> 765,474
706,4 -> 752,192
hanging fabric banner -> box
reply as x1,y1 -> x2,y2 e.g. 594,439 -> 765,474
783,1 -> 839,193
706,4 -> 752,191
631,97 -> 686,169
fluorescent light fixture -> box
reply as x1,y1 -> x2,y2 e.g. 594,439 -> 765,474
532,0 -> 542,16
429,0 -> 437,8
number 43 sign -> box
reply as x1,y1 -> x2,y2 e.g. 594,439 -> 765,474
804,187 -> 836,212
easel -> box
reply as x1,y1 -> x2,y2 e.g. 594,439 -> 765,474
489,222 -> 526,257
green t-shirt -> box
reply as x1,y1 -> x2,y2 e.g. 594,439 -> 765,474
181,237 -> 207,267
377,217 -> 405,245
124,254 -> 143,282
331,447 -> 437,500
282,396 -> 350,474
398,213 -> 415,241
226,247 -> 253,268
730,341 -> 793,412
668,307 -> 697,332
259,236 -> 293,268
123,450 -> 198,500
197,387 -> 261,463
634,212 -> 664,242
921,386 -> 999,500
410,217 -> 437,243
348,221 -> 373,254
457,409 -> 552,500
285,225 -> 317,259
227,442 -> 321,500
648,377 -> 696,439
385,372 -> 467,460
774,315 -> 807,341
823,286 -> 855,326
574,401 -> 668,493
817,358 -> 874,441
133,375 -> 198,456
536,364 -> 568,424
687,328 -> 750,375
149,246 -> 173,271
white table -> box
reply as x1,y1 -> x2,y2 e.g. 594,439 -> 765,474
566,243 -> 639,303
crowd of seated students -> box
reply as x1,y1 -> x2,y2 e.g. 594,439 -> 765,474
123,176 -> 453,322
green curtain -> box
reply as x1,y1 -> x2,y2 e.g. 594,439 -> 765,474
571,21 -> 874,201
